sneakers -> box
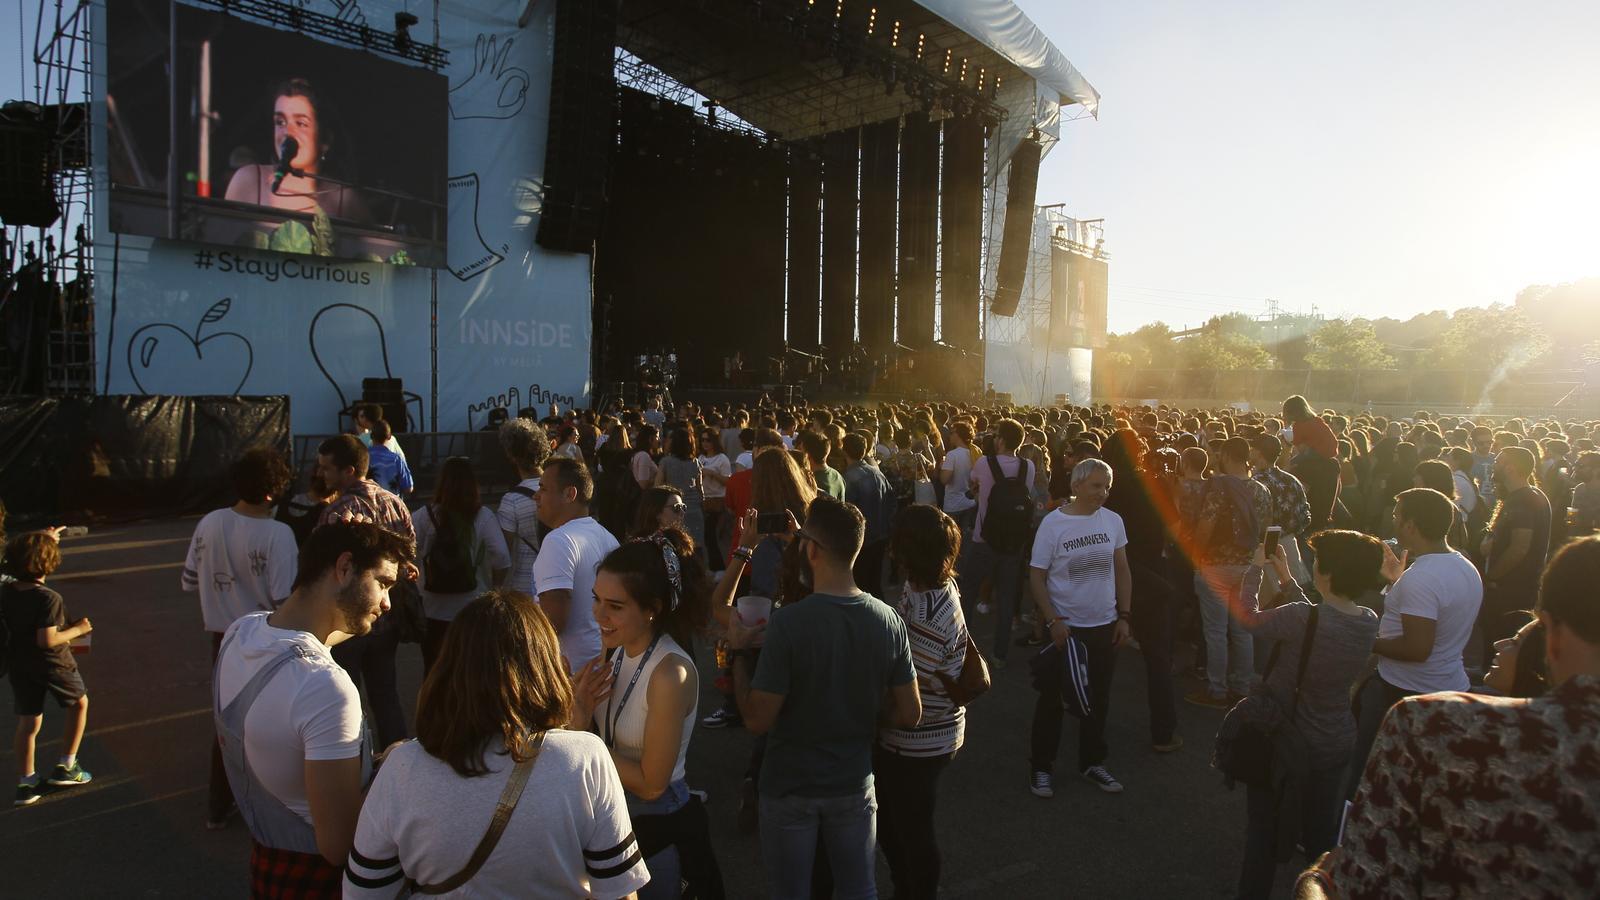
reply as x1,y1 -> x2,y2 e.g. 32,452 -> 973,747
1029,771 -> 1055,798
47,762 -> 92,788
1152,736 -> 1185,753
700,709 -> 741,729
1184,689 -> 1233,710
1082,766 -> 1124,793
14,782 -> 41,807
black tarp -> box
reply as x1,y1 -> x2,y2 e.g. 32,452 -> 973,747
0,395 -> 290,522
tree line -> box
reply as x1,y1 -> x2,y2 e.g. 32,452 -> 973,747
1099,277 -> 1600,374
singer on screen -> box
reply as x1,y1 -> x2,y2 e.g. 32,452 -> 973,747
224,77 -> 370,224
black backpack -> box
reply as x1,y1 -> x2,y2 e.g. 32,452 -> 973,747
983,455 -> 1034,554
423,507 -> 481,594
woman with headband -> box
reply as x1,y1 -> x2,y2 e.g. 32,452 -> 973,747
571,527 -> 720,898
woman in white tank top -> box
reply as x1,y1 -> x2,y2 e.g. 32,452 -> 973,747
570,527 -> 716,899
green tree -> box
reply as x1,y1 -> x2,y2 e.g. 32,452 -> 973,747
1304,318 -> 1395,370
1106,322 -> 1175,369
1177,331 -> 1274,371
1431,304 -> 1552,371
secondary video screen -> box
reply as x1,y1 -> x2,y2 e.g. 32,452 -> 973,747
106,0 -> 448,266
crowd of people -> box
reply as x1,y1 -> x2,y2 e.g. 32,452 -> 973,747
6,393 -> 1599,898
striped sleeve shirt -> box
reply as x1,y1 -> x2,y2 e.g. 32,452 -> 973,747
878,582 -> 967,757
344,733 -> 648,899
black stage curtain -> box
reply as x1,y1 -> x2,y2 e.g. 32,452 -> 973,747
786,142 -> 822,353
897,113 -> 939,349
940,118 -> 985,349
700,130 -> 786,377
820,128 -> 859,355
0,395 -> 290,520
858,120 -> 898,352
595,89 -> 786,385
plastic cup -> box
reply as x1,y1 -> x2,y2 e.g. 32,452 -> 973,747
736,595 -> 773,626
70,633 -> 92,655
735,596 -> 773,646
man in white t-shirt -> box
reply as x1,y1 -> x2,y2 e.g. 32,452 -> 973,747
534,457 -> 619,671
183,448 -> 299,830
213,521 -> 414,895
959,418 -> 1034,660
497,417 -> 551,595
1344,487 -> 1482,798
1027,458 -> 1134,798
940,421 -> 978,527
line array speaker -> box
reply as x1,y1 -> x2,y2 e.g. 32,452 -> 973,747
989,139 -> 1041,317
536,0 -> 618,253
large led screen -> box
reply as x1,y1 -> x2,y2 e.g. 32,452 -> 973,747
106,0 -> 448,266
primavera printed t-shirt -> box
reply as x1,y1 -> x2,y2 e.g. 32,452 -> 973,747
1029,506 -> 1128,627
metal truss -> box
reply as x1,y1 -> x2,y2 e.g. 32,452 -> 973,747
190,0 -> 449,70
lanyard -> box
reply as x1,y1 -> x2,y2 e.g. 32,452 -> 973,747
603,634 -> 662,747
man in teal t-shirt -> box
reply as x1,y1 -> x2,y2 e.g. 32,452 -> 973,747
729,496 -> 920,900
799,431 -> 847,501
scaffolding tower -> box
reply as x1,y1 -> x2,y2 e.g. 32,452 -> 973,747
2,0 -> 97,397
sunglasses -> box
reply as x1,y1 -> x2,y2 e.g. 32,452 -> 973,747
668,503 -> 687,513
795,530 -> 833,554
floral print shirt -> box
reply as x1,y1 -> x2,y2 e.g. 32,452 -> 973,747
1332,675 -> 1600,898
1253,465 -> 1313,537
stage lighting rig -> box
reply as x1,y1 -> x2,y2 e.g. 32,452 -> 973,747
394,11 -> 419,55
188,0 -> 448,69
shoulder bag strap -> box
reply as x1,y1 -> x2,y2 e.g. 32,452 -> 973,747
1285,606 -> 1320,725
410,731 -> 548,895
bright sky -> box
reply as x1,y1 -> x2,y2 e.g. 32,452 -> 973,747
1013,0 -> 1600,334
7,2 -> 1598,338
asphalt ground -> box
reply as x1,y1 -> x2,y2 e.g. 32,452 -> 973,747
1,517 -> 1300,898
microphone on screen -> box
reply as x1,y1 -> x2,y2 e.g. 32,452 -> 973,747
270,137 -> 299,194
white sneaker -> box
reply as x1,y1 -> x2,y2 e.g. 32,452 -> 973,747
1082,765 -> 1124,793
1030,771 -> 1054,798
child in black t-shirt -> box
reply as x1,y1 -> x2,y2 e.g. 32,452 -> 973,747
3,531 -> 93,806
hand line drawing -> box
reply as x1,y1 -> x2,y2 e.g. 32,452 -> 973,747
449,33 -> 529,121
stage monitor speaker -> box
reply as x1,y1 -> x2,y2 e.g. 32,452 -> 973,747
360,377 -> 407,433
537,0 -> 618,253
989,139 -> 1042,317
0,102 -> 61,227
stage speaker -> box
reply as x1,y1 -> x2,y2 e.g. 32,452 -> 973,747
537,0 -> 618,253
989,139 -> 1042,317
0,102 -> 61,228
361,377 -> 407,433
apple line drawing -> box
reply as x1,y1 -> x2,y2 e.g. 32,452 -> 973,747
126,297 -> 255,395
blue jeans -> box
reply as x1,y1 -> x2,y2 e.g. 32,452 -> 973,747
759,786 -> 878,900
958,540 -> 1023,662
631,779 -> 689,900
1195,565 -> 1254,698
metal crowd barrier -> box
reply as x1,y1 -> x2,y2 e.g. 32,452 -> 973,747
292,431 -> 518,499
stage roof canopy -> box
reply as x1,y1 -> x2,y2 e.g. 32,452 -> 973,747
617,0 -> 1099,143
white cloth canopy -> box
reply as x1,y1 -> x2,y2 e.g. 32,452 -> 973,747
912,0 -> 1100,117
